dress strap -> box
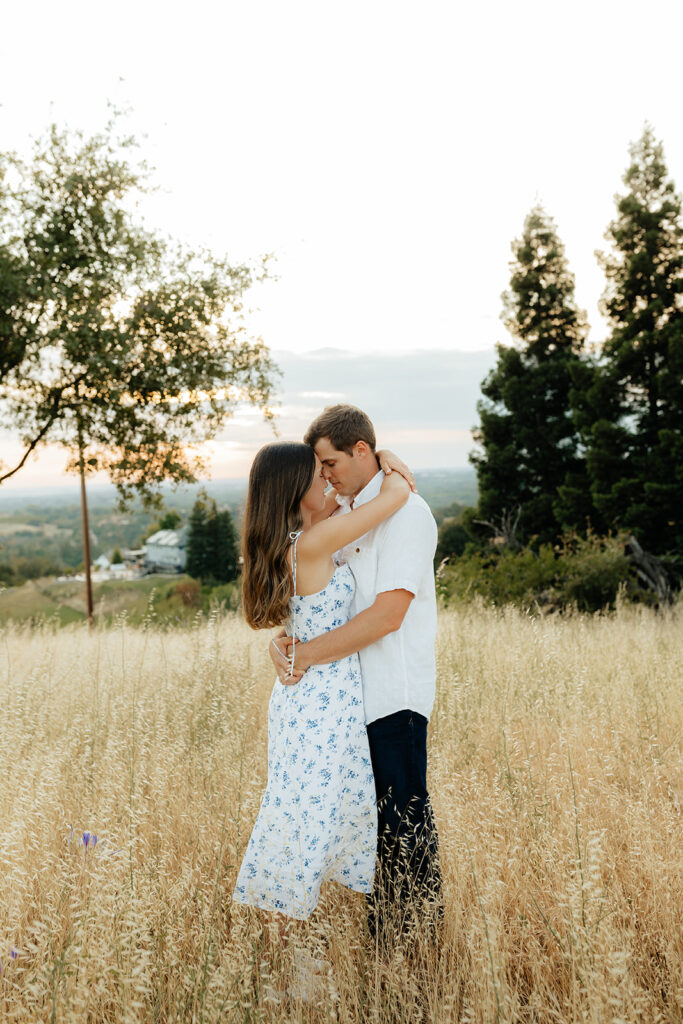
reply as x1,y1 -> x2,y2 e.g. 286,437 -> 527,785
288,530 -> 303,674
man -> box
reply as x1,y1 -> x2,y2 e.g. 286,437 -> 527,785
269,404 -> 442,945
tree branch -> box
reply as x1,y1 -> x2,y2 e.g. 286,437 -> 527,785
0,392 -> 62,484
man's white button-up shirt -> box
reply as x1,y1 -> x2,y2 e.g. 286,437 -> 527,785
336,470 -> 438,726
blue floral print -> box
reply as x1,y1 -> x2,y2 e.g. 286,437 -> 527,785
233,563 -> 376,919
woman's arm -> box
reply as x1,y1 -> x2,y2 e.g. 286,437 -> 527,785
310,488 -> 340,525
298,473 -> 409,560
310,452 -> 415,527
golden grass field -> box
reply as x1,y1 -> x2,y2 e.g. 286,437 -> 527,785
0,602 -> 681,1022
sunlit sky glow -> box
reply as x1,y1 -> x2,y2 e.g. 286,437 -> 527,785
2,0 -> 682,488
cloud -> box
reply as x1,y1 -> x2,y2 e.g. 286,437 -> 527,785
270,347 -> 495,433
0,347 -> 495,489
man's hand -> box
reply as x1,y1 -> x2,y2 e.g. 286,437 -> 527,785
269,632 -> 304,686
278,636 -> 314,675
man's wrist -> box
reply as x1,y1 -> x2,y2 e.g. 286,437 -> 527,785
293,640 -> 313,673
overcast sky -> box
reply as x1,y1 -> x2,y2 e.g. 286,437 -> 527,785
2,0 -> 683,488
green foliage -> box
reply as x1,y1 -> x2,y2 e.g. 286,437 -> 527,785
438,533 -> 634,613
471,206 -> 590,546
435,516 -> 470,567
186,489 -> 239,584
186,492 -> 210,580
559,535 -> 632,612
432,501 -> 464,527
0,554 -> 64,587
207,579 -> 242,613
0,572 -> 243,627
159,510 -> 182,531
142,509 -> 183,544
439,544 -> 558,607
0,117 -> 278,506
214,509 -> 239,583
110,547 -> 123,564
580,126 -> 683,555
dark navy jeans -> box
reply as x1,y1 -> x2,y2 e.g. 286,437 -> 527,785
366,709 -> 442,944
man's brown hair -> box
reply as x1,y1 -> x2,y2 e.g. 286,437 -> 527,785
304,404 -> 376,455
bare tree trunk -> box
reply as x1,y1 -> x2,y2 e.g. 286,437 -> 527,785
473,505 -> 523,550
78,425 -> 94,627
625,535 -> 671,604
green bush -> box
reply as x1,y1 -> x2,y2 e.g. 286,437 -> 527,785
204,579 -> 241,614
438,532 -> 635,612
557,534 -> 632,611
434,517 -> 470,567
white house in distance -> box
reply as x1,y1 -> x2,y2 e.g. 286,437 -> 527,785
144,528 -> 188,573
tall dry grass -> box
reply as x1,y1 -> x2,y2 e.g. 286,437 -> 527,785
0,602 -> 681,1022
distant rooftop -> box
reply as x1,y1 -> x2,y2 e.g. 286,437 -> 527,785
145,528 -> 187,548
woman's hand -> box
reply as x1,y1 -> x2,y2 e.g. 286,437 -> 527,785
376,449 -> 417,493
380,471 -> 411,500
269,634 -> 305,685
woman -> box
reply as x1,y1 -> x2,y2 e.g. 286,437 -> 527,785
233,441 -> 410,921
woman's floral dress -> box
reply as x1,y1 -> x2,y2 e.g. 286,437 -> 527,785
233,556 -> 377,919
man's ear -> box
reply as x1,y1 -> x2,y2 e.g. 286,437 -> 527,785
353,440 -> 369,459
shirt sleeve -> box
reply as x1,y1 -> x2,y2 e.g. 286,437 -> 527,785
375,501 -> 437,597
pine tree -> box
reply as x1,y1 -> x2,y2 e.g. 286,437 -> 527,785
202,499 -> 220,582
214,509 -> 239,584
186,491 -> 210,580
471,206 -> 589,545
185,491 -> 239,583
586,126 -> 683,554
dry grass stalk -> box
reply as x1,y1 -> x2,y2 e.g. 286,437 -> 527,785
0,602 -> 681,1022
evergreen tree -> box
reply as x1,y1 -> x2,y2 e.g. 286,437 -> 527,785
186,490 -> 239,583
434,516 -> 469,567
186,491 -> 210,580
203,500 -> 220,581
471,206 -> 589,545
214,509 -> 239,583
585,126 -> 683,554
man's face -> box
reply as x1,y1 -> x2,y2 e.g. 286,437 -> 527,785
314,436 -> 369,497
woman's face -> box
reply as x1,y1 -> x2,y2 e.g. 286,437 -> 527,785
300,454 -> 327,515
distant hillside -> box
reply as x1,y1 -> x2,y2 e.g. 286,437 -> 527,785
413,468 -> 477,510
0,468 -> 477,582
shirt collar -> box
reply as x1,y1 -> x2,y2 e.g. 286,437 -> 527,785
349,469 -> 384,509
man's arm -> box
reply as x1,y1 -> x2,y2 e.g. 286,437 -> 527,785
270,589 -> 414,682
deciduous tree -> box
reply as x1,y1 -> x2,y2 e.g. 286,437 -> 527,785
0,118 -> 276,621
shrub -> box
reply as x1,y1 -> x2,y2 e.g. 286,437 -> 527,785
174,580 -> 202,608
435,517 -> 470,568
556,533 -> 632,611
439,532 -> 636,612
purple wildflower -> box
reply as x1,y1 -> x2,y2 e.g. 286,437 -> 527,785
81,831 -> 98,848
10,948 -> 18,960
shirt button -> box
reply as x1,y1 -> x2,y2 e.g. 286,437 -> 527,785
355,547 -> 360,553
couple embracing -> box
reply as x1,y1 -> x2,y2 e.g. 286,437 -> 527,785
233,404 -> 442,959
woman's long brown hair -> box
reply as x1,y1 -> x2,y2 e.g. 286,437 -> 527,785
241,442 -> 317,629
